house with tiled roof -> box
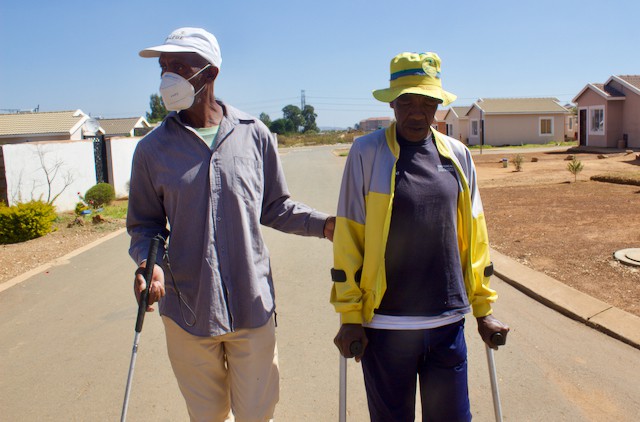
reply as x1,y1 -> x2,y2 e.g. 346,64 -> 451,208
96,116 -> 151,138
431,109 -> 448,134
466,97 -> 569,146
0,109 -> 104,145
572,75 -> 640,148
443,106 -> 471,144
358,116 -> 392,131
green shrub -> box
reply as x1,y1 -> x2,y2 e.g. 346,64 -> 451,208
75,201 -> 89,216
0,200 -> 57,244
511,154 -> 524,172
84,183 -> 115,208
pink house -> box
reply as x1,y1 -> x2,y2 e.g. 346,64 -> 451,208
572,75 -> 640,148
432,109 -> 448,134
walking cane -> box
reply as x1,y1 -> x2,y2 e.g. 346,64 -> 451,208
120,235 -> 161,422
486,332 -> 506,422
339,341 -> 362,422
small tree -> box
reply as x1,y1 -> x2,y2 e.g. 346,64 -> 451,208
146,93 -> 168,123
282,105 -> 305,132
35,145 -> 75,205
302,105 -> 319,133
259,112 -> 272,127
511,154 -> 524,172
270,118 -> 295,134
567,156 -> 584,182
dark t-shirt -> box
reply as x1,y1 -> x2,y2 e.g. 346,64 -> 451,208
377,134 -> 469,317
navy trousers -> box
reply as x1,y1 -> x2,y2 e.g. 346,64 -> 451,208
361,319 -> 471,422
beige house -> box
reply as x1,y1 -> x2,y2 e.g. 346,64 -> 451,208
97,117 -> 152,138
443,106 -> 471,143
358,116 -> 392,131
572,75 -> 640,148
0,110 -> 103,145
565,111 -> 578,141
466,98 -> 569,146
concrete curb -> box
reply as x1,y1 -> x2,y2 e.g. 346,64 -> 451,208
491,248 -> 640,350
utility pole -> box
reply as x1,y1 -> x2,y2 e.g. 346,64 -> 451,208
301,90 -> 306,110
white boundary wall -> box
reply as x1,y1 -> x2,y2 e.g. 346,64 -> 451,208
3,141 -> 97,211
2,136 -> 143,212
107,137 -> 141,199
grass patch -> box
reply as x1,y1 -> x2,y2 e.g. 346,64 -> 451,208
55,199 -> 128,229
469,140 -> 578,150
276,131 -> 578,150
102,199 -> 128,219
331,147 -> 351,157
590,172 -> 640,186
277,131 -> 366,147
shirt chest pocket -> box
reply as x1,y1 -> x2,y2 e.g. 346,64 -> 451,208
233,156 -> 263,202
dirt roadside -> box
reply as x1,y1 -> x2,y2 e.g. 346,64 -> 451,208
473,148 -> 640,317
1,147 -> 639,318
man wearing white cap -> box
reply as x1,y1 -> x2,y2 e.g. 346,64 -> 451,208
127,27 -> 335,421
331,52 -> 509,421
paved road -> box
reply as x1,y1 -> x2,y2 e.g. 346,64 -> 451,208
1,144 -> 639,421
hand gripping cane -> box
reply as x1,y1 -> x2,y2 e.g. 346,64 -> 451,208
120,235 -> 161,422
486,332 -> 506,422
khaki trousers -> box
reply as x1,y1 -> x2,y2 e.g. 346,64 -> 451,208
162,316 -> 279,422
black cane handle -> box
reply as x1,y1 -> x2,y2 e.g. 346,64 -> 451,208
134,236 -> 161,333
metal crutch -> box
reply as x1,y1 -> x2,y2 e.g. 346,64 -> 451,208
486,332 -> 506,422
120,235 -> 161,422
339,341 -> 362,422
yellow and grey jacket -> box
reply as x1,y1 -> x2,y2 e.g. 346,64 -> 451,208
331,123 -> 497,324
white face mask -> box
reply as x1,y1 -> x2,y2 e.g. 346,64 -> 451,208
159,64 -> 211,111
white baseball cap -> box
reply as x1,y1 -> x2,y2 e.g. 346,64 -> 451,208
139,27 -> 222,68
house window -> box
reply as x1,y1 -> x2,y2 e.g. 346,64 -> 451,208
471,120 -> 479,136
539,117 -> 553,135
568,118 -> 573,130
590,107 -> 604,134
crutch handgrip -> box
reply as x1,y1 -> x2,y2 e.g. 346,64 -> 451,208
349,340 -> 363,356
491,332 -> 506,346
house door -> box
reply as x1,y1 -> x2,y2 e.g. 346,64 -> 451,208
579,109 -> 587,146
88,135 -> 109,184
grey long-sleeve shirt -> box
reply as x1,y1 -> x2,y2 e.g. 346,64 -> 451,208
127,102 -> 328,336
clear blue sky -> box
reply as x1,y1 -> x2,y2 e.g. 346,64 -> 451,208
2,0 -> 639,129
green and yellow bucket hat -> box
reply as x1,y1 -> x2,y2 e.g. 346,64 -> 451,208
372,52 -> 456,105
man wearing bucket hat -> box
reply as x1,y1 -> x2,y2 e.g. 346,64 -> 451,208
127,27 -> 335,421
331,52 -> 509,421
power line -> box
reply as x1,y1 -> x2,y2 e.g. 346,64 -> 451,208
231,97 -> 299,106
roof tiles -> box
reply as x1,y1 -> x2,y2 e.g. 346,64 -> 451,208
0,110 -> 86,136
618,75 -> 640,90
97,117 -> 146,135
474,97 -> 568,114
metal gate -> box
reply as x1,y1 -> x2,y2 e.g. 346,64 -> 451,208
0,147 -> 8,204
88,135 -> 109,184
